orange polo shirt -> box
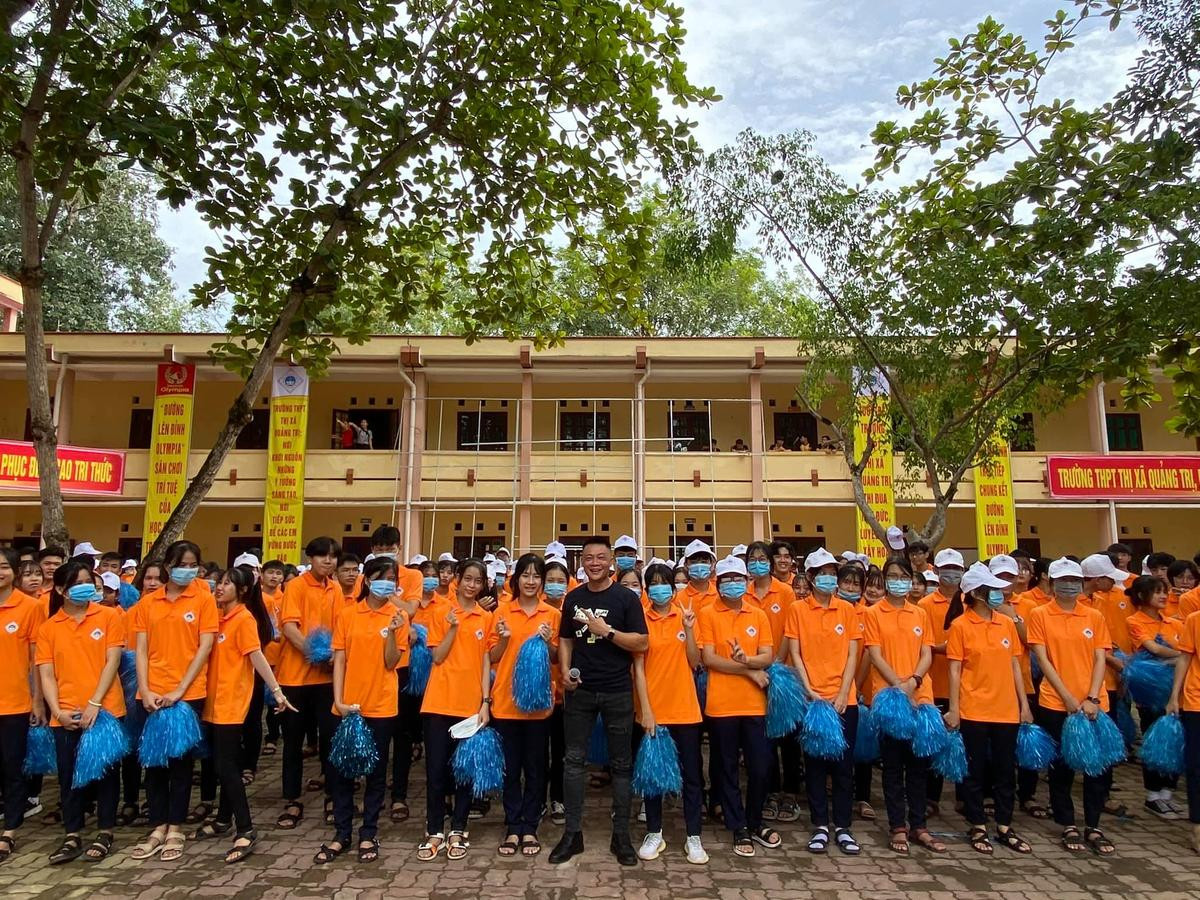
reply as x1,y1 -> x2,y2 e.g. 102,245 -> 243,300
421,601 -> 493,718
1179,586 -> 1200,621
946,609 -> 1021,724
1175,614 -> 1200,712
0,589 -> 43,715
488,598 -> 560,721
35,603 -> 125,723
681,582 -> 719,612
1027,602 -> 1111,712
1094,588 -> 1133,692
1012,592 -> 1038,694
1127,610 -> 1183,652
863,601 -> 934,705
750,577 -> 796,653
130,583 -> 218,701
411,595 -> 451,637
1017,586 -> 1053,608
277,571 -> 348,687
917,589 -> 954,699
783,595 -> 862,704
332,600 -> 402,718
697,600 -> 772,717
203,605 -> 261,725
641,602 -> 702,726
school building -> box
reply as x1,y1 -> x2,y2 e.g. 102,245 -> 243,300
0,333 -> 1198,566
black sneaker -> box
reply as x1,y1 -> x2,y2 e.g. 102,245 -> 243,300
548,831 -> 584,864
610,832 -> 637,866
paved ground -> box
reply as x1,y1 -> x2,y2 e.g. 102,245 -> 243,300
0,749 -> 1196,900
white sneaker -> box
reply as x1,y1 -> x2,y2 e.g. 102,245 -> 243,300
684,835 -> 709,865
637,801 -> 647,823
637,832 -> 666,860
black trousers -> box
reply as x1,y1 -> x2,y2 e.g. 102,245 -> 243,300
145,699 -> 204,827
281,682 -> 335,801
1037,707 -> 1110,828
210,723 -> 253,833
121,754 -> 142,808
854,762 -> 873,804
547,704 -> 565,805
960,719 -> 1017,827
804,705 -> 858,830
390,670 -> 421,802
494,716 -> 550,837
54,723 -> 121,834
1017,693 -> 1040,804
708,715 -> 770,834
880,735 -> 930,832
768,734 -> 803,794
0,714 -> 28,831
422,713 -> 472,836
239,674 -> 265,774
1182,711 -> 1200,824
331,716 -> 392,843
642,722 -> 704,837
265,704 -> 281,744
563,688 -> 635,836
1137,706 -> 1180,791
925,698 -> 949,805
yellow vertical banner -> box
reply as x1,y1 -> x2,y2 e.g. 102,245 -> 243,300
853,379 -> 895,566
974,436 -> 1017,558
141,363 -> 196,550
263,365 -> 309,563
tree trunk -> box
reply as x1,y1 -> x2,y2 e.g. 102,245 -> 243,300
20,279 -> 69,549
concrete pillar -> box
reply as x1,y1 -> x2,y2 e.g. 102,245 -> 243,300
404,371 -> 426,555
517,372 -> 533,553
749,372 -> 768,540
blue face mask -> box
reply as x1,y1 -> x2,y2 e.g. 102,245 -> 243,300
544,582 -> 567,600
813,574 -> 838,594
687,563 -> 712,581
67,583 -> 99,604
422,576 -> 439,593
615,555 -> 636,572
647,584 -> 674,606
168,567 -> 198,587
206,579 -> 217,593
369,580 -> 396,599
837,588 -> 861,603
747,560 -> 771,578
986,589 -> 1006,609
886,579 -> 912,597
718,581 -> 747,601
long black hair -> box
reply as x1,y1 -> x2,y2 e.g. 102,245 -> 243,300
508,553 -> 546,598
224,566 -> 273,647
358,557 -> 399,602
134,558 -> 164,594
456,558 -> 488,602
162,540 -> 202,573
1126,574 -> 1168,608
49,559 -> 94,617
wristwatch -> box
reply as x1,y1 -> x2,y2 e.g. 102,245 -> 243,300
1085,696 -> 1101,705
483,697 -> 494,706
604,628 -> 616,642
910,673 -> 924,689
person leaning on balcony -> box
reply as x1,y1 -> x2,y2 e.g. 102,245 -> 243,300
732,438 -> 749,452
769,438 -> 788,451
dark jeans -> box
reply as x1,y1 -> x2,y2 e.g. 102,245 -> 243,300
281,682 -> 335,801
880,734 -> 930,832
211,723 -> 253,833
145,698 -> 203,827
331,716 -> 392,843
265,706 -> 281,744
239,674 -> 265,775
769,734 -> 803,794
804,705 -> 858,830
547,705 -> 565,805
1038,707 -> 1110,828
391,670 -> 421,802
643,722 -> 703,837
1137,706 -> 1180,792
708,715 -> 770,834
122,754 -> 142,808
854,762 -> 873,804
1017,693 -> 1040,804
54,723 -> 120,834
563,688 -> 635,836
423,713 -> 472,836
494,717 -> 550,837
0,714 -> 28,830
960,719 -> 1017,827
1182,711 -> 1200,824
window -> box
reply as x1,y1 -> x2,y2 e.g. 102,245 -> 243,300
1010,413 -> 1036,452
1106,413 -> 1143,451
560,412 -> 611,451
457,411 -> 508,451
772,412 -> 817,451
128,409 -> 153,449
668,410 -> 710,452
235,409 -> 272,450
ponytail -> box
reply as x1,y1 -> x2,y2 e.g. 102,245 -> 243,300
942,587 -> 964,631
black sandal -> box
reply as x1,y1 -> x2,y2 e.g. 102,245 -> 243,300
996,827 -> 1032,854
313,839 -> 348,864
733,829 -> 755,857
498,835 -> 519,857
1085,827 -> 1115,855
1061,826 -> 1086,853
834,828 -> 860,856
118,803 -> 140,827
225,831 -> 257,864
193,821 -> 233,840
390,801 -> 409,823
358,838 -> 380,862
49,835 -> 84,865
276,802 -> 303,830
84,832 -> 114,862
520,835 -> 541,857
0,835 -> 13,862
184,801 -> 214,825
806,827 -> 830,854
751,826 -> 781,849
967,826 -> 993,855
1020,800 -> 1050,820
261,742 -> 277,756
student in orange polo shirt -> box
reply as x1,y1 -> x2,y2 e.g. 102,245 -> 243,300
1081,553 -> 1134,717
390,558 -> 437,823
864,557 -> 938,855
196,567 -> 292,864
128,540 -> 218,864
16,560 -> 42,597
918,548 -> 964,818
35,561 -> 123,864
542,556 -> 571,826
275,536 -> 344,832
1168,559 -> 1199,620
944,563 -> 1033,856
259,559 -> 286,756
1027,557 -> 1114,855
314,559 -> 406,866
633,562 -> 706,864
786,554 -> 863,856
1166,598 -> 1200,853
680,540 -> 719,611
488,554 -> 560,858
1179,560 -> 1200,621
417,558 -> 493,862
434,554 -> 458,603
697,556 -> 777,858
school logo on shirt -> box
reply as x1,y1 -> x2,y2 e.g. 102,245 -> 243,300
834,623 -> 845,636
183,611 -> 196,623
913,626 -> 923,636
90,628 -> 104,641
746,625 -> 758,638
677,630 -> 687,642
1118,602 -> 1127,610
1001,637 -> 1011,648
217,633 -> 227,644
475,628 -> 484,641
1082,628 -> 1094,639
770,604 -> 781,614
3,622 -> 16,635
379,627 -> 390,638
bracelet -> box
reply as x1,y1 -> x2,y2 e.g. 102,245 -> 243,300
87,699 -> 102,708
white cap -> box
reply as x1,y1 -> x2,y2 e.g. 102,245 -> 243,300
1080,552 -> 1129,582
648,557 -> 666,567
886,526 -> 906,551
987,554 -> 1019,577
545,541 -> 567,558
576,567 -> 586,581
731,543 -> 748,557
683,539 -> 714,560
496,547 -> 511,558
961,561 -> 1012,594
364,553 -> 377,563
923,569 -> 940,584
544,555 -> 568,569
408,554 -> 428,566
855,554 -> 871,567
804,548 -> 839,571
99,571 -> 121,591
614,534 -> 638,551
1048,557 -> 1084,579
666,560 -> 676,569
437,552 -> 457,563
840,550 -> 857,562
482,553 -> 496,563
488,560 -> 508,581
715,556 -> 748,578
233,552 -> 261,569
72,541 -> 101,558
934,548 -> 965,569
121,559 -> 138,571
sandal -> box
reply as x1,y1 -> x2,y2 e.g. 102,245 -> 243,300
733,829 -> 755,857
1084,827 -> 1115,855
0,835 -> 13,862
1020,801 -> 1050,820
925,801 -> 940,819
130,830 -> 167,860
390,801 -> 409,823
447,830 -> 470,860
84,832 -> 114,862
912,829 -> 947,853
261,742 -> 277,756
324,798 -> 335,826
967,826 -> 993,855
889,827 -> 909,855
761,797 -> 780,821
834,828 -> 860,856
224,831 -> 257,864
411,743 -> 423,763
276,802 -> 303,830
42,808 -> 63,826
855,801 -> 876,821
184,802 -> 213,825
358,838 -> 380,863
996,827 -> 1032,854
159,833 -> 186,863
49,835 -> 84,865
520,835 -> 541,857
1103,801 -> 1128,818
241,771 -> 255,786
313,839 -> 347,865
498,835 -> 519,857
306,777 -> 325,792
1061,826 -> 1086,853
751,826 -> 781,849
194,821 -> 233,840
417,833 -> 444,861
118,803 -> 140,827
776,798 -> 801,823
806,826 -> 830,854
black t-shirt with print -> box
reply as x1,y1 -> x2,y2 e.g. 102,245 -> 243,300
559,581 -> 647,693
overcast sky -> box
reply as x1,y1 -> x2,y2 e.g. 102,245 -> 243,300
156,1 -> 1141,294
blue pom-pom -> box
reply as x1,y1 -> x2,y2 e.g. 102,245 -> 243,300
1125,652 -> 1174,710
1016,723 -> 1058,770
138,702 -> 201,767
73,710 -> 130,788
912,703 -> 949,758
263,681 -> 277,710
118,582 -> 140,611
633,726 -> 683,797
1061,711 -> 1124,776
304,627 -> 333,665
587,716 -> 608,765
694,668 -> 708,711
453,726 -> 504,798
1095,710 -> 1127,770
1141,714 -> 1185,777
512,635 -> 552,713
933,729 -> 967,782
871,687 -> 916,740
766,662 -> 808,739
23,724 -> 57,776
802,699 -> 847,760
1115,698 -> 1138,746
405,623 -> 432,695
1030,650 -> 1043,683
329,711 -> 379,777
854,705 -> 880,762
119,651 -> 145,740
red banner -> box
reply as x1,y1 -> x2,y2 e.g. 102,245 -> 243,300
1047,455 -> 1200,500
0,439 -> 125,495
155,362 -> 196,396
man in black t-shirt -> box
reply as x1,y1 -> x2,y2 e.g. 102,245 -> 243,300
548,536 -> 648,866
